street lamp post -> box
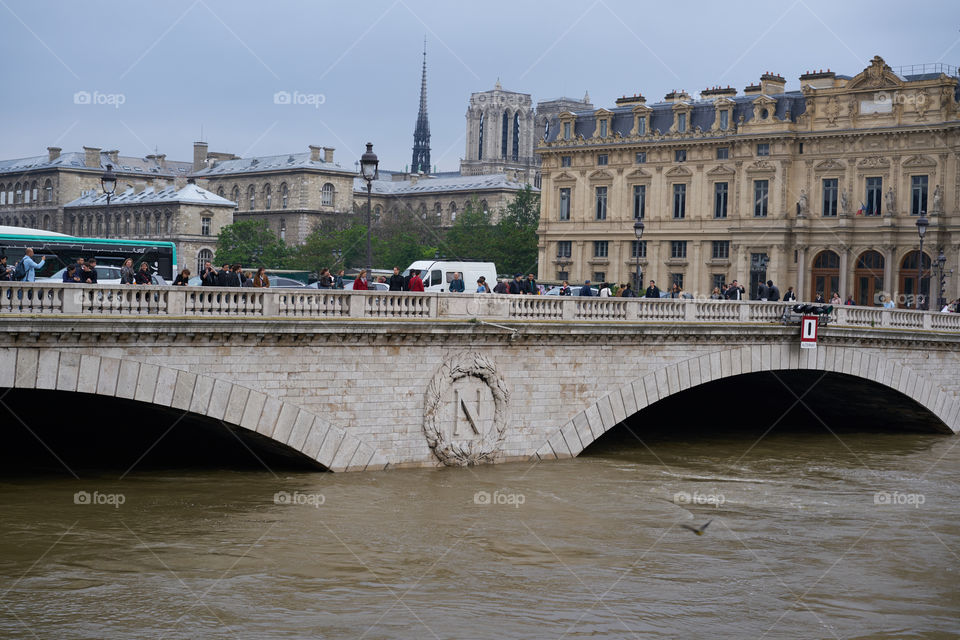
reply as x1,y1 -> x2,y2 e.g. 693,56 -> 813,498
916,214 -> 929,309
100,164 -> 116,236
633,220 -> 645,292
359,143 -> 379,277
934,248 -> 952,310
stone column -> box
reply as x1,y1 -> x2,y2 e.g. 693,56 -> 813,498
883,245 -> 894,301
796,246 -> 807,301
839,247 -> 849,300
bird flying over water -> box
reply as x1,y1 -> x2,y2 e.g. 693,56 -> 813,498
680,520 -> 712,536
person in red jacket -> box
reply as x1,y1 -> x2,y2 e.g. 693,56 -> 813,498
408,269 -> 425,292
353,269 -> 369,290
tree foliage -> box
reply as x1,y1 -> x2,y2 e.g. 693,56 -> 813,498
214,219 -> 287,268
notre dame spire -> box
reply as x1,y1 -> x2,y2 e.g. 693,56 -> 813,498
411,38 -> 431,174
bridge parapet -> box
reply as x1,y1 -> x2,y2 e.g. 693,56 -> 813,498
0,283 -> 958,332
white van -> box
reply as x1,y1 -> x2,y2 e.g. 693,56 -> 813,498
402,260 -> 497,293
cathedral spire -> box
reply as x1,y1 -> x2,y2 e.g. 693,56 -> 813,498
411,37 -> 431,175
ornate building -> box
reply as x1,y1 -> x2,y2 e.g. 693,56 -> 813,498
63,180 -> 236,274
536,56 -> 960,307
0,147 -> 191,232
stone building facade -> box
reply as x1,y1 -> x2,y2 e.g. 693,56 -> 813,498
190,143 -> 357,246
0,147 -> 191,232
63,182 -> 236,274
536,56 -> 960,307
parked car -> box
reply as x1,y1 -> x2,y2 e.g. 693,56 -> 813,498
341,281 -> 389,291
184,275 -> 303,288
41,265 -> 122,284
545,285 -> 599,296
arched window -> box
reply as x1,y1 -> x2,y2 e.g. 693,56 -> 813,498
248,185 -> 256,210
43,215 -> 51,230
44,180 -> 53,203
135,213 -> 141,235
478,112 -> 485,160
321,183 -> 334,206
124,215 -> 130,236
279,218 -> 286,242
14,183 -> 22,204
231,186 -> 240,206
165,213 -> 171,234
810,250 -> 840,301
30,181 -> 38,203
480,200 -> 489,214
418,203 -> 427,219
96,215 -> 103,236
153,213 -> 161,235
374,205 -> 382,217
434,202 -> 442,216
0,189 -> 5,206
23,183 -> 30,204
513,112 -> 520,161
104,215 -> 110,236
6,184 -> 13,205
197,248 -> 213,275
899,251 -> 932,308
264,184 -> 272,210
217,187 -> 225,198
76,217 -> 82,235
854,251 -> 885,306
450,202 -> 457,223
281,183 -> 288,209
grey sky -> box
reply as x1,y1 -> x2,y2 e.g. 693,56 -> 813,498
2,0 -> 958,172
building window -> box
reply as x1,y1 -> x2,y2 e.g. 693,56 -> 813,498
557,241 -> 572,258
675,149 -> 686,162
719,110 -> 729,131
754,180 -> 769,217
757,143 -> 770,156
716,147 -> 729,160
865,177 -> 882,216
597,154 -> 608,166
217,187 -> 225,197
635,152 -> 646,164
0,191 -> 5,206
15,183 -> 21,204
714,182 -> 728,219
673,184 -> 686,219
712,240 -> 730,260
594,272 -> 606,283
713,273 -> 726,291
201,217 -> 211,236
197,248 -> 213,274
595,186 -> 607,220
599,120 -> 608,137
671,273 -> 684,289
557,270 -> 569,281
264,184 -> 272,210
561,155 -> 571,167
44,180 -> 53,203
593,241 -> 608,258
637,118 -> 646,135
559,188 -> 571,221
281,183 -> 288,209
671,241 -> 687,259
822,178 -> 838,217
232,186 -> 240,206
633,185 -> 645,219
798,142 -> 804,154
247,185 -> 255,210
677,113 -> 687,133
280,218 -> 286,242
563,122 -> 571,140
911,175 -> 928,215
321,183 -> 335,206
631,240 -> 646,258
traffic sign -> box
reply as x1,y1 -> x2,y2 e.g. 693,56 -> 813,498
800,315 -> 818,349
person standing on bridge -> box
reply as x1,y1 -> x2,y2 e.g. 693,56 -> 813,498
253,267 -> 270,288
783,286 -> 797,302
644,280 -> 661,298
388,267 -> 404,291
756,280 -> 769,301
353,269 -> 369,291
19,248 -> 46,282
724,280 -> 745,300
408,269 -> 424,292
449,272 -> 465,292
199,260 -> 217,286
766,280 -> 780,302
134,261 -> 152,285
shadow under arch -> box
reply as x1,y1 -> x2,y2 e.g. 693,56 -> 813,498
531,344 -> 958,462
0,348 -> 386,473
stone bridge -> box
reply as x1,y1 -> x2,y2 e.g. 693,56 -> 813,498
1,283 -> 959,471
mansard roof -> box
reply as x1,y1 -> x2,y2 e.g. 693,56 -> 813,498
543,92 -> 807,143
0,152 -> 191,177
353,172 -> 537,195
191,152 -> 352,177
64,183 -> 236,208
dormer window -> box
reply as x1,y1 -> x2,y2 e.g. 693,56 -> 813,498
678,113 -> 687,133
599,120 -> 608,137
563,122 -> 571,140
719,110 -> 729,130
637,118 -> 646,135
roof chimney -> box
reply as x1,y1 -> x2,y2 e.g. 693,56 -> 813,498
309,145 -> 322,162
47,147 -> 61,162
760,72 -> 786,95
83,146 -> 101,168
105,149 -> 119,164
193,141 -> 208,172
323,147 -> 334,163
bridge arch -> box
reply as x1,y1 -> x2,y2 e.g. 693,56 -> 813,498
0,348 -> 386,472
531,344 -> 960,461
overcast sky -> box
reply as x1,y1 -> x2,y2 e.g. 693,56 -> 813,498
2,0 -> 958,172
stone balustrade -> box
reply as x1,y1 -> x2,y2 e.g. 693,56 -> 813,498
0,282 -> 957,331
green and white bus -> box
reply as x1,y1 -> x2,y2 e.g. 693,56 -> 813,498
0,226 -> 177,280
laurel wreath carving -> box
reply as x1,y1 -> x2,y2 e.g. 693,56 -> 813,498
423,352 -> 510,466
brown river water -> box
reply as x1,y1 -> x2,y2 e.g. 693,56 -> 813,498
1,429 -> 958,639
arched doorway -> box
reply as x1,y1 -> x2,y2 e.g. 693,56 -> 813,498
854,250 -> 884,306
898,251 -> 931,309
810,250 -> 840,301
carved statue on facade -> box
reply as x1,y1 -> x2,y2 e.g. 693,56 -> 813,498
840,188 -> 849,214
826,97 -> 840,126
798,189 -> 809,215
932,184 -> 943,214
885,187 -> 896,214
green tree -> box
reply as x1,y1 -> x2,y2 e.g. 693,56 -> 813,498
214,219 -> 287,267
286,223 -> 366,275
493,185 -> 540,275
443,197 -> 494,262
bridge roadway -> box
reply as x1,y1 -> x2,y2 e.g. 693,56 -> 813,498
0,282 -> 958,471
